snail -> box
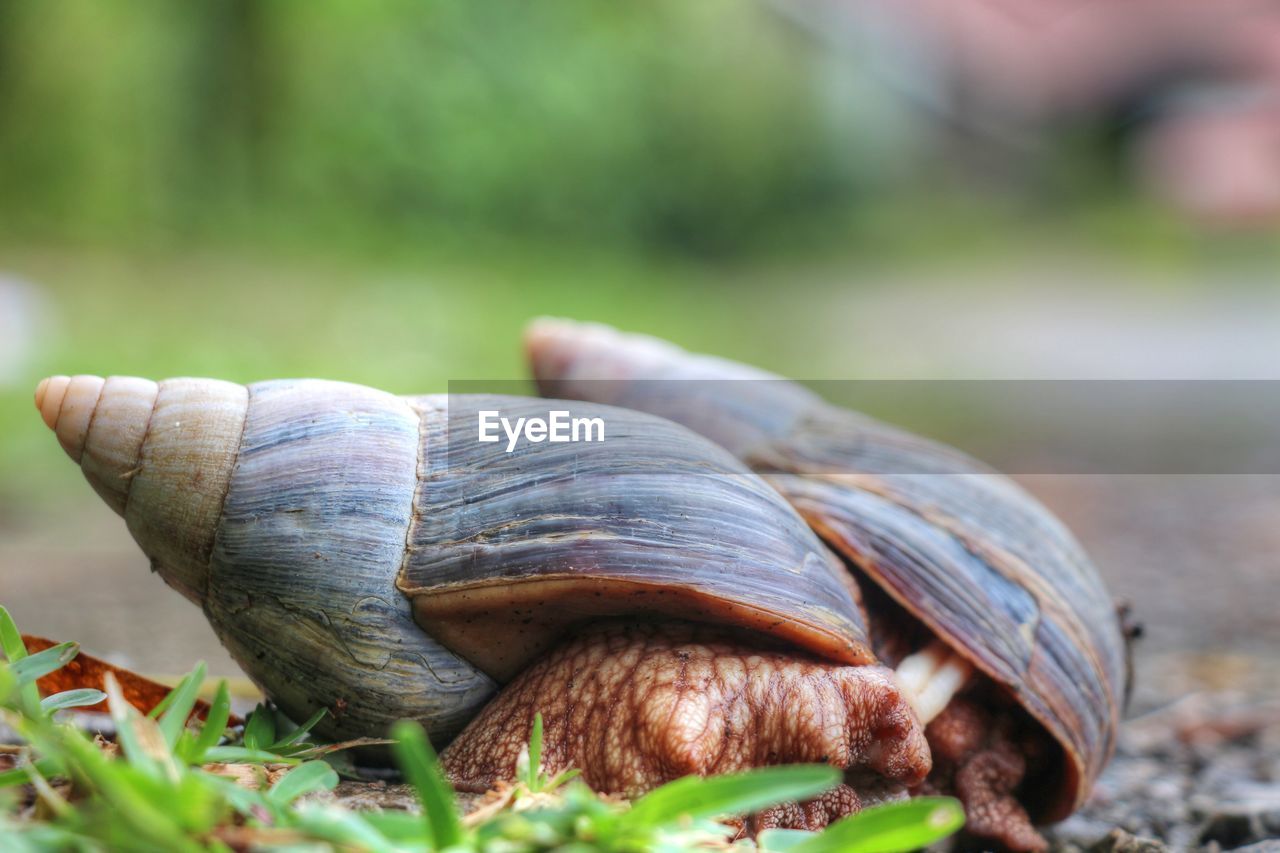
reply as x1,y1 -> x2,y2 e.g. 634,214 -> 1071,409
33,375 -> 933,830
524,318 -> 1131,851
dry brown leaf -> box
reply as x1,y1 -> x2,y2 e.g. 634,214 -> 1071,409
21,634 -> 243,726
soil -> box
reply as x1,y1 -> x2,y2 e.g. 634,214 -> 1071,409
1046,685 -> 1280,852
4,476 -> 1279,849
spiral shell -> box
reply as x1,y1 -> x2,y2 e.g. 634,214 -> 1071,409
524,319 -> 1127,821
37,374 -> 872,744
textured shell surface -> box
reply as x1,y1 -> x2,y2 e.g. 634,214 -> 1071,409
397,394 -> 872,681
37,373 -> 872,744
524,319 -> 1127,820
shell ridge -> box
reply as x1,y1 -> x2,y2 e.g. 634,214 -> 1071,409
797,485 -> 1038,677
850,471 -> 1110,616
835,476 -> 1104,682
915,496 -> 1121,725
119,378 -> 162,515
52,377 -> 75,430
203,382 -> 252,608
73,375 -> 107,465
397,396 -> 429,600
800,480 -> 1109,811
204,381 -> 494,743
807,469 -> 1121,716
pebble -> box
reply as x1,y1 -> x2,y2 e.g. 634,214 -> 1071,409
1088,829 -> 1168,852
1048,694 -> 1280,852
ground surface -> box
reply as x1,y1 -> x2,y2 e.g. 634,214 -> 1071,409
1046,688 -> 1280,852
8,477 -> 1279,850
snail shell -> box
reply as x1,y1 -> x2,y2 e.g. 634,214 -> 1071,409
36,375 -> 870,744
525,319 -> 1127,822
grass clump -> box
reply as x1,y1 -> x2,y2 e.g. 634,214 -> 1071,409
0,605 -> 963,851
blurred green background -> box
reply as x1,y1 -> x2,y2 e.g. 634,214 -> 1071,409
4,0 -> 1271,509
2,0 -> 1279,688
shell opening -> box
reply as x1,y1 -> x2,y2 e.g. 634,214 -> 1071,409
896,641 -> 974,724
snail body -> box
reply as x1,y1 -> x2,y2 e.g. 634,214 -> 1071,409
525,319 -> 1129,851
35,374 -> 931,816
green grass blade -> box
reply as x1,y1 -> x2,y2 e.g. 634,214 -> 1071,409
390,720 -> 464,849
242,704 -> 276,750
0,757 -> 61,788
8,642 -> 79,686
103,673 -> 171,780
293,805 -> 399,853
623,765 -> 840,830
545,767 -> 581,790
528,712 -> 543,787
198,770 -> 275,816
0,665 -> 17,707
157,662 -> 206,748
40,688 -> 107,714
791,797 -> 965,853
21,756 -> 70,818
758,828 -> 819,851
0,608 -> 40,718
0,606 -> 26,661
146,686 -> 177,720
201,745 -> 300,765
268,760 -> 339,805
188,680 -> 232,764
38,721 -> 189,848
363,810 -> 433,840
270,706 -> 328,749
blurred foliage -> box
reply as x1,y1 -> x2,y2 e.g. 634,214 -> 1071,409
1,607 -> 966,851
3,0 -> 1278,523
0,0 -> 876,255
0,245 -> 762,516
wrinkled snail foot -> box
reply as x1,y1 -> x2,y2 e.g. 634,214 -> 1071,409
440,620 -> 931,829
923,697 -> 1047,852
747,784 -> 861,833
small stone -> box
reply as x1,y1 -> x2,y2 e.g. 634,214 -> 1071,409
1145,778 -> 1183,803
1048,842 -> 1089,853
1162,824 -> 1200,853
1197,810 -> 1256,849
1198,753 -> 1262,798
1088,828 -> 1168,852
1195,781 -> 1280,848
307,780 -> 422,812
1050,813 -> 1117,848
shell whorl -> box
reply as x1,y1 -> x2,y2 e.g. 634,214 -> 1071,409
38,371 -> 888,747
525,318 -> 822,457
521,319 -> 1128,820
37,375 -> 497,743
35,374 -> 247,604
36,374 -> 106,463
